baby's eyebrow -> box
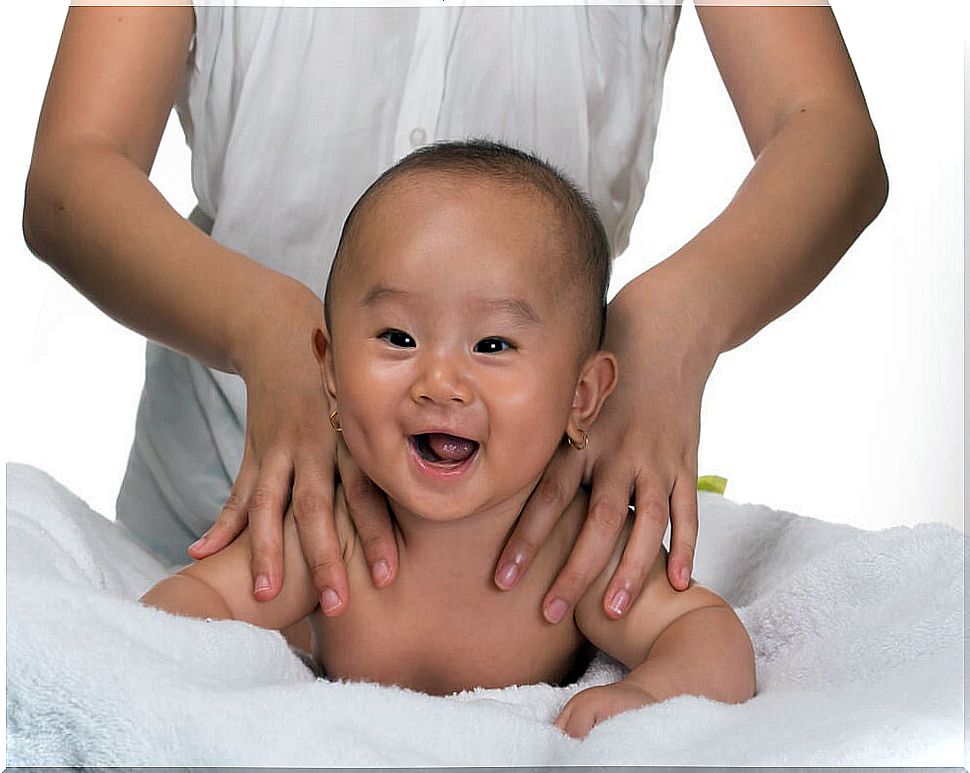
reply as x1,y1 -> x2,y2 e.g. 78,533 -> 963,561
476,297 -> 541,326
360,284 -> 540,326
360,283 -> 409,308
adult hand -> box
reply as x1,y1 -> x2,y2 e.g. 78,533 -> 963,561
494,269 -> 717,622
188,278 -> 398,612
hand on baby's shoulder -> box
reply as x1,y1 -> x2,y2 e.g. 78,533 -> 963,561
571,502 -> 659,627
142,500 -> 326,630
330,484 -> 360,565
571,505 -> 732,671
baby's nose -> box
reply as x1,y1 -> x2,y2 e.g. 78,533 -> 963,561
410,353 -> 472,405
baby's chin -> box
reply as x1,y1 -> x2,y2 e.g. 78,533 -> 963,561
385,492 -> 492,523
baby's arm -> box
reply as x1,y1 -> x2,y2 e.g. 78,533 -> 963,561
140,503 -> 325,631
557,521 -> 755,738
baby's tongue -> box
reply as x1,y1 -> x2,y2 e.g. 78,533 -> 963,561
426,433 -> 477,462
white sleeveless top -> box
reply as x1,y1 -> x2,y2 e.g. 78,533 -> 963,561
117,4 -> 681,565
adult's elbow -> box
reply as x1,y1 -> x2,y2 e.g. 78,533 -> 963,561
868,146 -> 889,223
22,165 -> 62,264
22,174 -> 44,260
22,137 -> 98,266
873,157 -> 889,219
860,117 -> 890,227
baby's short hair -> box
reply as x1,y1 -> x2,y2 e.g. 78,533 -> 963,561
325,138 -> 612,353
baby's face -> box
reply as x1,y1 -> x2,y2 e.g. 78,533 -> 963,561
324,173 -> 588,522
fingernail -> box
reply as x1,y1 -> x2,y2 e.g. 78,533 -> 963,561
545,598 -> 569,624
372,560 -> 390,587
496,561 -> 519,589
254,574 -> 271,593
608,588 -> 630,616
679,567 -> 690,587
189,535 -> 206,551
321,588 -> 342,614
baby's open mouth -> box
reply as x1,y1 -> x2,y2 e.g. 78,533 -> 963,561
411,433 -> 479,466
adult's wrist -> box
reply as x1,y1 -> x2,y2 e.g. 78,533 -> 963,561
227,268 -> 325,381
607,260 -> 722,384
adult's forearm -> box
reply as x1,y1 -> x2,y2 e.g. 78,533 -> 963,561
615,100 -> 889,364
23,139 -> 321,376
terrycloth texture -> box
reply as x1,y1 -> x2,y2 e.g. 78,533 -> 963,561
6,462 -> 965,766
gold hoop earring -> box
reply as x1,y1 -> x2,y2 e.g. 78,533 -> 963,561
328,410 -> 342,433
567,429 -> 588,451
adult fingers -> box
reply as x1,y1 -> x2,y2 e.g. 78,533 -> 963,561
246,452 -> 295,602
292,449 -> 349,616
188,454 -> 258,559
666,472 -> 699,590
541,466 -> 632,624
337,442 -> 398,589
601,472 -> 671,618
494,444 -> 585,591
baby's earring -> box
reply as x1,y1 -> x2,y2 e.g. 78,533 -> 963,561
328,410 -> 343,433
566,428 -> 588,451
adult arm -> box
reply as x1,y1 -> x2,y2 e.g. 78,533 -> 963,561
23,7 -> 268,374
496,5 -> 888,622
23,8 -> 399,608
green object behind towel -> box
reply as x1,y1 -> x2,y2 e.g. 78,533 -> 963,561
697,475 -> 728,495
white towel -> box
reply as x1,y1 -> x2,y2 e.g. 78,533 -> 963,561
5,462 -> 965,766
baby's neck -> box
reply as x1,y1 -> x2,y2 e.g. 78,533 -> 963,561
387,494 -> 528,580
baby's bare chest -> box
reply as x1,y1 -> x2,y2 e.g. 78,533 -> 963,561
309,556 -> 592,695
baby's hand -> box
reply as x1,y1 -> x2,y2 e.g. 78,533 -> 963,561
553,681 -> 658,739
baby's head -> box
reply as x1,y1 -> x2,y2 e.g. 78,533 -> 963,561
317,139 -> 618,522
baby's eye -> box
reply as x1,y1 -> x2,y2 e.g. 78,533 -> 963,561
378,329 -> 416,348
474,337 -> 513,354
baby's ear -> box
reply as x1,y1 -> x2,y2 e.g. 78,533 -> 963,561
313,327 -> 338,402
568,350 -> 619,435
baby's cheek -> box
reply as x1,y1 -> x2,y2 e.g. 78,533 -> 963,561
493,404 -> 565,471
339,411 -> 392,475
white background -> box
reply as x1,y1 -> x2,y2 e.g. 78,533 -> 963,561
2,1 -> 965,535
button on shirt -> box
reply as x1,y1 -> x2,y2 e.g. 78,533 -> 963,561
118,4 -> 681,565
409,128 -> 428,148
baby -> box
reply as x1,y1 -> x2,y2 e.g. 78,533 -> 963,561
141,139 -> 755,738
